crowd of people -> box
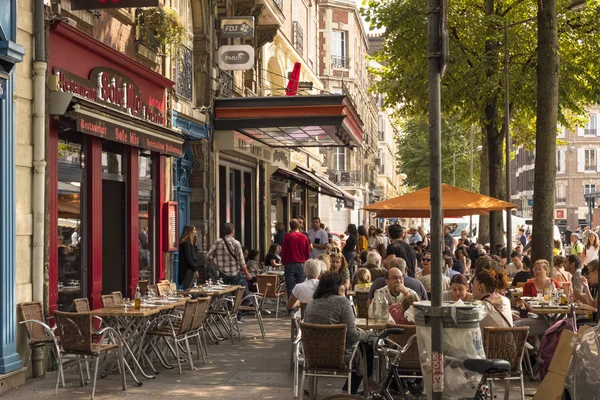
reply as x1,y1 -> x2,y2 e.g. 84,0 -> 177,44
177,218 -> 599,395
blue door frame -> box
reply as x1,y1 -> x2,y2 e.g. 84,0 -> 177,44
172,146 -> 194,287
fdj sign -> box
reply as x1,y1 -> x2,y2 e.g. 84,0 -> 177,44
220,17 -> 255,38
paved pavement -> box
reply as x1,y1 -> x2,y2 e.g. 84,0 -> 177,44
0,312 -> 540,400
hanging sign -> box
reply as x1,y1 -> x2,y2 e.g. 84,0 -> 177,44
220,17 -> 255,38
217,45 -> 255,71
163,202 -> 178,252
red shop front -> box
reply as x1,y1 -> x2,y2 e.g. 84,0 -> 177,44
48,21 -> 184,311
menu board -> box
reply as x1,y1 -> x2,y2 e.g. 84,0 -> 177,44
163,202 -> 178,251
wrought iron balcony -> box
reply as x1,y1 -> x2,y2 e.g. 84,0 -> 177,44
217,70 -> 233,98
332,55 -> 351,69
328,170 -> 362,186
293,21 -> 304,57
377,131 -> 385,141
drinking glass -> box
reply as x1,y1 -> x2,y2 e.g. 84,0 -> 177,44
123,298 -> 130,310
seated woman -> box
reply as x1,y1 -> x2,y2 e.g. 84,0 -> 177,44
286,259 -> 324,311
304,272 -> 371,394
523,259 -> 560,297
389,293 -> 419,324
353,268 -> 372,292
552,255 -> 572,286
442,274 -> 474,302
264,243 -> 282,269
574,259 -> 599,308
330,253 -> 351,290
246,249 -> 261,292
472,269 -> 513,328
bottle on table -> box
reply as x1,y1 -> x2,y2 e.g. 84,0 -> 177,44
134,284 -> 141,309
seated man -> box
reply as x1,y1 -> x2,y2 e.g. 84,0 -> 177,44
369,257 -> 428,301
362,251 -> 387,282
368,267 -> 418,320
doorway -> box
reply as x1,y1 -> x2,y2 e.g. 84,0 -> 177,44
102,180 -> 125,294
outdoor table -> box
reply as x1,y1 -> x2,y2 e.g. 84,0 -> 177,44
266,270 -> 285,277
355,317 -> 387,331
522,299 -> 592,324
93,298 -> 189,384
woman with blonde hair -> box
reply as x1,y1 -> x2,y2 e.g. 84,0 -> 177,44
523,259 -> 560,297
581,232 -> 599,268
178,224 -> 202,289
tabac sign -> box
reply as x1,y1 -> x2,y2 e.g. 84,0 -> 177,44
217,45 -> 255,71
220,17 -> 254,38
53,67 -> 166,126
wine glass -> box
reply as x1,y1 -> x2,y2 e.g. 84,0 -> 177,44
123,298 -> 130,310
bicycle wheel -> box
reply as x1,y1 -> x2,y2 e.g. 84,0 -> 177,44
321,395 -> 365,400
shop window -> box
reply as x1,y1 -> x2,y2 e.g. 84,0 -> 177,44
139,153 -> 154,283
57,133 -> 85,311
218,161 -> 255,248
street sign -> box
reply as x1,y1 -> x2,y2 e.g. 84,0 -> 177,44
220,17 -> 255,38
217,45 -> 255,71
71,0 -> 159,10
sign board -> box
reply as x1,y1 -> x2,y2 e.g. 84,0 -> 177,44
163,202 -> 178,251
215,130 -> 273,163
555,209 -> 567,219
343,197 -> 355,210
0,77 -> 6,100
528,199 -> 534,207
217,45 -> 255,71
220,17 -> 254,38
71,0 -> 159,10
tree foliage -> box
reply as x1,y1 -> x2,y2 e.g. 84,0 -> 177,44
396,116 -> 481,191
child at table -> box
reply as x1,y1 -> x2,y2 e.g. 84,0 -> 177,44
353,268 -> 372,292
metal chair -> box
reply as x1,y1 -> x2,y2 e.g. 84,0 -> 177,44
238,291 -> 267,339
144,299 -> 198,374
17,302 -> 60,379
483,326 -> 530,400
256,274 -> 286,318
208,287 -> 245,343
298,322 -> 361,400
187,296 -> 212,363
53,311 -> 126,399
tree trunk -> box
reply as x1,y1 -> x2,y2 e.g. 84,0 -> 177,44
478,130 -> 490,244
532,0 -> 558,263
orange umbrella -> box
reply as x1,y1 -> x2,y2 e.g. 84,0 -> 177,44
285,62 -> 301,96
363,184 -> 516,218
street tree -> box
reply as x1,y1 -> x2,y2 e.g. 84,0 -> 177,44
364,0 -> 600,253
396,115 -> 481,191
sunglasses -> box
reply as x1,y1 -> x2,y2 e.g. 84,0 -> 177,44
423,258 -> 431,262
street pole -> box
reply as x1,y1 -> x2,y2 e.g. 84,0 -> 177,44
469,127 -> 474,238
427,0 -> 444,396
453,153 -> 456,186
504,22 -> 513,257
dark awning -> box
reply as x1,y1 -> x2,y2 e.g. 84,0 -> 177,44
293,166 -> 356,209
213,95 -> 364,148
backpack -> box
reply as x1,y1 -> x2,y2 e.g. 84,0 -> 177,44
536,304 -> 577,379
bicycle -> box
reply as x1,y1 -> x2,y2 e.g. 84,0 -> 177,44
322,328 -> 510,400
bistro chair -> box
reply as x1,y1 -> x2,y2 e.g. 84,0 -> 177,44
111,291 -> 123,303
101,294 -> 118,308
238,291 -> 267,339
208,287 -> 245,344
144,299 -> 198,374
138,280 -> 149,296
53,311 -> 126,399
483,326 -> 530,400
18,302 -> 60,379
187,296 -> 212,363
256,274 -> 286,318
355,292 -> 369,319
298,322 -> 361,400
156,281 -> 171,297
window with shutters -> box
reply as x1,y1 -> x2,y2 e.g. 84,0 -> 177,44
556,150 -> 566,173
585,149 -> 596,171
585,184 -> 597,205
556,184 -> 566,204
585,114 -> 597,136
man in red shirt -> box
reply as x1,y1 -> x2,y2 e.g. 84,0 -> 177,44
281,218 -> 310,302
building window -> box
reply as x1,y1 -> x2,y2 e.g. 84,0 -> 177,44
333,147 -> 346,171
331,31 -> 350,69
378,115 -> 385,141
585,184 -> 597,205
378,149 -> 385,174
555,184 -> 566,204
585,149 -> 596,171
585,114 -> 597,136
139,153 -> 154,283
556,150 -> 565,173
293,21 -> 304,57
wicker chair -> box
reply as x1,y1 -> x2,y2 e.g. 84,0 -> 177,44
355,292 -> 369,318
101,294 -> 118,308
138,280 -> 149,296
184,296 -> 211,363
144,299 -> 198,374
256,274 -> 286,318
238,291 -> 267,339
298,322 -> 361,400
208,287 -> 245,344
17,302 -> 60,378
53,311 -> 126,399
111,291 -> 123,303
483,326 -> 530,400
156,281 -> 171,297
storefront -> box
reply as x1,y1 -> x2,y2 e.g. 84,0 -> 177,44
47,22 -> 184,311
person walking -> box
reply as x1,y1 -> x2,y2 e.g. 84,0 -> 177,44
308,217 -> 329,259
281,218 -> 310,298
207,223 -> 252,296
273,221 -> 286,246
178,224 -> 202,289
343,224 -> 359,274
384,224 -> 418,277
581,232 -> 599,269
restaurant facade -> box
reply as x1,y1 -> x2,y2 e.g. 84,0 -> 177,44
47,21 -> 184,311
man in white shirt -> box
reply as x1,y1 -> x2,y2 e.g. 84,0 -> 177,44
307,217 -> 329,259
506,251 -> 523,278
368,267 -> 417,319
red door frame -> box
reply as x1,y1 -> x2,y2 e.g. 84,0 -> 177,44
127,148 -> 140,297
155,154 -> 165,281
87,137 -> 103,309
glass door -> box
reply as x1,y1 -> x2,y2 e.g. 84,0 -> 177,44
218,161 -> 255,249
